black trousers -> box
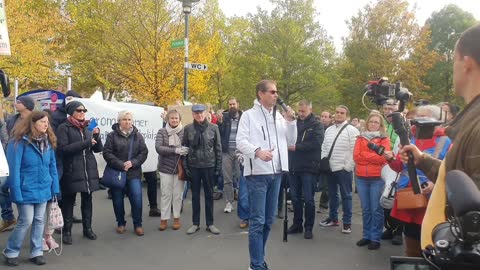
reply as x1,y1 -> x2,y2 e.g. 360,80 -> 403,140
62,192 -> 93,231
190,167 -> 214,226
143,171 -> 158,209
384,208 -> 404,235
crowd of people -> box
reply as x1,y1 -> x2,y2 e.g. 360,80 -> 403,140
0,23 -> 480,270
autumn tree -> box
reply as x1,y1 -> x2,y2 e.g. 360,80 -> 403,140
0,0 -> 68,92
341,0 -> 437,114
423,4 -> 477,102
229,0 -> 338,110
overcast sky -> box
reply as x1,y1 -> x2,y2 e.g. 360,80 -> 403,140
218,0 -> 480,50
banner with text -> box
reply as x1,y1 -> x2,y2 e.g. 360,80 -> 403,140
0,0 -> 11,56
72,98 -> 164,173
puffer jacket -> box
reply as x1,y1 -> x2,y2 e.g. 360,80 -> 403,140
57,120 -> 103,194
353,135 -> 390,177
6,136 -> 60,203
155,127 -> 184,174
182,120 -> 222,174
103,124 -> 148,181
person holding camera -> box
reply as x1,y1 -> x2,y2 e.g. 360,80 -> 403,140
396,24 -> 480,251
353,112 -> 390,250
384,105 -> 452,257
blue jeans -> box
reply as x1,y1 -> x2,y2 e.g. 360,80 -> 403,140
289,172 -> 316,230
4,202 -> 47,258
327,170 -> 353,224
246,174 -> 281,270
237,171 -> 249,221
0,176 -> 14,221
356,177 -> 385,242
111,179 -> 143,228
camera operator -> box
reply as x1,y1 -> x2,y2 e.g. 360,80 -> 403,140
384,105 -> 452,257
381,99 -> 404,246
398,24 -> 480,251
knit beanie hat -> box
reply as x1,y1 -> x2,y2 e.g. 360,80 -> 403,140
17,96 -> 35,111
65,101 -> 85,116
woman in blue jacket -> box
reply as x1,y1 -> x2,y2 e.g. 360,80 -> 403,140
3,111 -> 60,267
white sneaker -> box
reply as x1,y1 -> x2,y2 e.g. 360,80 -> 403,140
224,202 -> 233,213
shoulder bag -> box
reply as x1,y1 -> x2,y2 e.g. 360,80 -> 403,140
102,135 -> 135,189
319,124 -> 350,173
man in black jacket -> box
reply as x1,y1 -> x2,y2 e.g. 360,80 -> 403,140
287,100 -> 324,239
183,104 -> 222,235
218,97 -> 242,214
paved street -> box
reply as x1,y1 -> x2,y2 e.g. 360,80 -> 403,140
0,184 -> 402,270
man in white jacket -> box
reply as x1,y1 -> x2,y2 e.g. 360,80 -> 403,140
319,105 -> 359,234
236,80 -> 296,270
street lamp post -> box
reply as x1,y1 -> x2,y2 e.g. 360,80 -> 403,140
178,0 -> 200,102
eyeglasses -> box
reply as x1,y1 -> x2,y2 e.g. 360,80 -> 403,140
368,121 -> 381,124
264,90 -> 278,95
335,111 -> 346,115
75,109 -> 88,113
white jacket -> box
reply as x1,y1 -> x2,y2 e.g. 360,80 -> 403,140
236,100 -> 297,176
321,121 -> 359,172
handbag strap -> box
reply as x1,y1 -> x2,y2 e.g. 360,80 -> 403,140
327,123 -> 350,159
127,135 -> 135,160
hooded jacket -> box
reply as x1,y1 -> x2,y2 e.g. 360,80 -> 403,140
7,136 -> 60,203
236,99 -> 297,176
103,124 -> 148,181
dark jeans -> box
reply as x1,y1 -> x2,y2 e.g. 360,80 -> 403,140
62,192 -> 93,230
246,174 -> 281,270
143,171 -> 158,209
327,170 -> 353,224
237,167 -> 249,221
111,179 -> 143,228
289,172 -> 316,230
0,176 -> 14,221
190,167 -> 215,226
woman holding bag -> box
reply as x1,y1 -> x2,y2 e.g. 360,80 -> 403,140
155,109 -> 187,231
3,111 -> 60,266
353,112 -> 390,250
384,105 -> 451,257
103,110 -> 148,236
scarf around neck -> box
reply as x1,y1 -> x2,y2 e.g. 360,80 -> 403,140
361,131 -> 382,141
33,133 -> 48,153
68,116 -> 89,130
192,120 -> 208,149
166,123 -> 183,146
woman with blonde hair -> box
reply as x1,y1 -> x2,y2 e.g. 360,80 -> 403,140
3,111 -> 60,266
155,109 -> 187,230
353,112 -> 391,250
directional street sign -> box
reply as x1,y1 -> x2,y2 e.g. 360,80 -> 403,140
171,39 -> 185,48
189,63 -> 208,71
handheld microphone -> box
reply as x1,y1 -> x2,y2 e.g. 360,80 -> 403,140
277,98 -> 289,112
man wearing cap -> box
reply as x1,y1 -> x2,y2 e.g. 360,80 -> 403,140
183,104 -> 222,235
236,80 -> 296,270
6,96 -> 35,136
0,96 -> 35,233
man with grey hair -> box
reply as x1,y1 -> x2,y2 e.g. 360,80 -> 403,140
286,100 -> 324,239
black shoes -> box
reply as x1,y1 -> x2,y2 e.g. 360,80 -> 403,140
304,230 -> 313,239
392,234 -> 403,245
381,230 -> 393,240
4,256 -> 18,267
212,192 -> 223,200
368,241 -> 381,250
356,238 -> 371,246
287,224 -> 303,234
29,256 -> 46,265
83,228 -> 97,240
63,232 -> 73,245
149,208 -> 161,217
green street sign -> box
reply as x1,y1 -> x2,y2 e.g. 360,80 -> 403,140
171,39 -> 185,48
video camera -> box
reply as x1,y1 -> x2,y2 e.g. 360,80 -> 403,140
364,77 -> 411,106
